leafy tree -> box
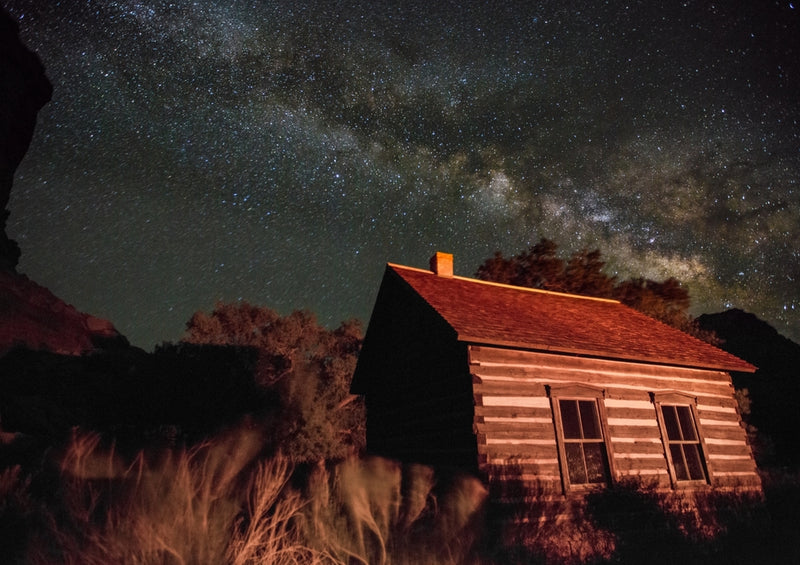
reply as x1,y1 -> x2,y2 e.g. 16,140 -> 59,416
477,238 -> 567,291
564,248 -> 616,297
183,302 -> 365,462
476,239 -> 718,343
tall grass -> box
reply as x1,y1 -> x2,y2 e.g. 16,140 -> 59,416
2,426 -> 798,564
12,425 -> 486,565
28,426 -> 266,564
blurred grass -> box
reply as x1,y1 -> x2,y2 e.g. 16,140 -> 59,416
1,425 -> 798,564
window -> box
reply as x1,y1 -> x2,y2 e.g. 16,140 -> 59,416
652,392 -> 709,485
548,384 -> 612,489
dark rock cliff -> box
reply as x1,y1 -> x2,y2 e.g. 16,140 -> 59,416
0,7 -> 126,354
0,7 -> 52,272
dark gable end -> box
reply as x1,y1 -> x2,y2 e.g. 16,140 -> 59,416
351,265 -> 457,394
351,265 -> 477,469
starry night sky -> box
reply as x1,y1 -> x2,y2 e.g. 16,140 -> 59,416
4,0 -> 799,348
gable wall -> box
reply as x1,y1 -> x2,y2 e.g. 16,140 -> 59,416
353,268 -> 477,470
469,345 -> 760,495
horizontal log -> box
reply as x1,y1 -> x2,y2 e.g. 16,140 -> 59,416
615,469 -> 670,478
701,426 -> 751,442
483,456 -> 560,466
695,396 -> 740,409
473,381 -> 548,396
610,441 -> 665,456
478,395 -> 551,408
614,472 -> 671,489
698,417 -> 742,428
468,346 -> 732,382
475,389 -> 739,416
485,462 -> 561,476
711,474 -> 762,489
479,421 -> 555,433
481,417 -> 554,426
606,415 -> 659,427
604,399 -> 655,410
608,425 -> 663,439
486,474 -> 563,488
473,367 -> 734,397
704,443 -> 756,456
704,437 -> 748,446
484,434 -> 556,443
481,443 -> 563,459
709,458 -> 759,474
707,454 -> 755,463
697,406 -> 739,420
613,456 -> 670,473
475,405 -> 552,418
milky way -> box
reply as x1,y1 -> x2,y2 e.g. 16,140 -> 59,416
4,0 -> 799,347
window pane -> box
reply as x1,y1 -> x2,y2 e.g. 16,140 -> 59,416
670,444 -> 688,480
565,443 -> 587,484
662,405 -> 682,440
677,406 -> 697,441
661,403 -> 708,483
583,443 -> 608,483
556,396 -> 610,487
560,400 -> 582,439
683,444 -> 706,480
579,400 -> 602,439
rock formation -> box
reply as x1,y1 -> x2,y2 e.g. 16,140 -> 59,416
0,7 -> 126,354
1,8 -> 52,272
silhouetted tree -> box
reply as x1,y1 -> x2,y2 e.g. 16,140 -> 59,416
476,239 -> 718,343
477,238 -> 567,291
183,303 -> 365,461
563,248 -> 616,297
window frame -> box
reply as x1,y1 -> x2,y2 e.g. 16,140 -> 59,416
651,391 -> 712,487
547,383 -> 615,493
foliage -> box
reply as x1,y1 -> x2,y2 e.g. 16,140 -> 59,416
483,471 -> 615,565
482,471 -> 795,565
183,302 -> 365,462
476,238 -> 718,343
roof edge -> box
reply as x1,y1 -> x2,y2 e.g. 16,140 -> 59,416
387,263 -> 621,304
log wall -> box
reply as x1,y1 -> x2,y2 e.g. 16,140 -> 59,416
469,345 -> 761,495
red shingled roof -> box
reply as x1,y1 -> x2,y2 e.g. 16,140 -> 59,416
389,263 -> 756,373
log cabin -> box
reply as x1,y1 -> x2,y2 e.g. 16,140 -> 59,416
351,253 -> 761,497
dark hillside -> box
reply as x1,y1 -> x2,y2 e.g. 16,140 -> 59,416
698,309 -> 800,468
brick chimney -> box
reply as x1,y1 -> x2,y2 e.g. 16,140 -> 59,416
429,251 -> 454,277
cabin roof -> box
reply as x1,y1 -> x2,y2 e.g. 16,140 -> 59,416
387,262 -> 756,373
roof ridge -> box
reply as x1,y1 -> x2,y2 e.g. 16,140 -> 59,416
387,262 -> 621,304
